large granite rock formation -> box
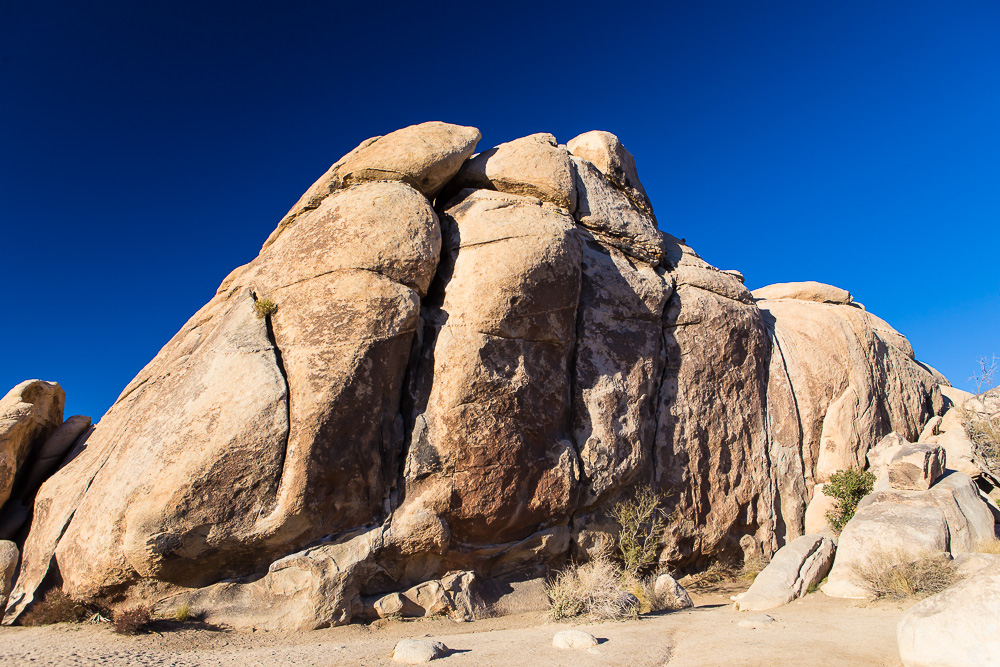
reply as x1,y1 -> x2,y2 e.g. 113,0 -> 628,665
4,122 -> 950,627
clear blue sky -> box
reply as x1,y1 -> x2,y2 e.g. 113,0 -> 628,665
3,1 -> 998,421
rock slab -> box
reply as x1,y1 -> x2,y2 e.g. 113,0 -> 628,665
735,534 -> 835,611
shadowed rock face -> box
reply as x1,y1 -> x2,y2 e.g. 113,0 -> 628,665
5,122 -> 948,627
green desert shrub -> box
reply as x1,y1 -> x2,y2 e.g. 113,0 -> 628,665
545,557 -> 640,622
254,298 -> 277,319
608,485 -> 668,576
823,469 -> 875,532
20,589 -> 93,626
852,551 -> 957,600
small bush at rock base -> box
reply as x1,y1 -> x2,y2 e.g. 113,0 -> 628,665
111,605 -> 153,635
852,550 -> 958,600
20,589 -> 93,626
253,298 -> 277,319
608,485 -> 668,576
823,469 -> 875,532
545,557 -> 640,622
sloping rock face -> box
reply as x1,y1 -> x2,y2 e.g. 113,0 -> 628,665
6,122 -> 948,627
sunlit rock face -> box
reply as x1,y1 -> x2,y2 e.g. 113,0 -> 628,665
5,122 -> 945,628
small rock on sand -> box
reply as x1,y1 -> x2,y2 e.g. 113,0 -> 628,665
392,638 -> 447,664
553,629 -> 599,649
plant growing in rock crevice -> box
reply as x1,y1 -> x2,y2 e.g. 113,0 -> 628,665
823,469 -> 875,532
254,298 -> 277,320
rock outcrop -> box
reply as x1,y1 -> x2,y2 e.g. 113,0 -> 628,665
4,122 -> 952,627
734,534 -> 835,611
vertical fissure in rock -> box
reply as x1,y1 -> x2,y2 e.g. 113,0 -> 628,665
251,290 -> 292,512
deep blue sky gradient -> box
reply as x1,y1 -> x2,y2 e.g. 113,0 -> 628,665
3,0 -> 998,420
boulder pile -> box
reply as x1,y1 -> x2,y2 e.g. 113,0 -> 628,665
0,122 -> 967,629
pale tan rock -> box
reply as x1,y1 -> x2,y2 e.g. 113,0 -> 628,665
823,497 -> 948,599
0,380 -> 64,507
157,527 -> 383,630
400,189 -> 581,548
567,130 -> 654,216
758,298 -> 943,487
897,561 -> 1000,667
0,541 -> 17,623
937,422 -> 988,479
11,181 -> 441,615
392,639 -> 447,664
752,281 -> 853,304
889,443 -> 946,491
373,592 -> 407,618
400,571 -> 480,620
264,122 -> 479,249
734,534 -> 834,611
552,629 -> 598,649
939,384 -> 974,409
450,133 -> 577,211
824,472 -> 994,598
653,573 -> 693,611
803,484 -> 838,535
572,156 -> 665,263
918,416 -> 943,442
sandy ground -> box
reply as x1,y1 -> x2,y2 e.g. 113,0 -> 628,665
0,583 -> 911,666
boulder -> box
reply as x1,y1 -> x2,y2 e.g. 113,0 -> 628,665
897,562 -> 1000,667
264,121 -> 479,248
734,534 -> 834,611
823,472 -> 994,598
15,415 -> 91,503
889,443 -> 946,491
0,541 -> 17,623
399,571 -> 481,620
0,380 -> 64,507
4,124 -> 951,627
552,629 -> 598,649
868,432 -> 910,488
653,573 -> 693,611
155,527 -> 383,630
917,415 -> 943,443
449,133 -> 577,211
399,189 -> 581,548
803,485 -> 837,535
567,130 -> 654,217
823,496 -> 949,599
572,156 -> 665,263
10,180 -> 442,616
392,639 -> 448,664
751,281 -> 853,304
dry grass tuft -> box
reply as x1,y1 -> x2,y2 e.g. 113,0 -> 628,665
20,589 -> 93,626
975,538 -> 1000,555
852,550 -> 958,600
173,602 -> 193,622
546,557 -> 640,621
111,605 -> 153,635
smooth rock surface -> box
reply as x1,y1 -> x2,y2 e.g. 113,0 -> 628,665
392,638 -> 447,664
735,534 -> 835,611
897,562 -> 1000,667
752,281 -> 853,304
450,133 -> 577,211
552,629 -> 598,649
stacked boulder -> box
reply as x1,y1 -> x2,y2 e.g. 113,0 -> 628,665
822,431 -> 995,599
1,122 -> 951,629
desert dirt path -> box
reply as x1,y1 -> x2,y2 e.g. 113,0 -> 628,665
0,587 -> 909,666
